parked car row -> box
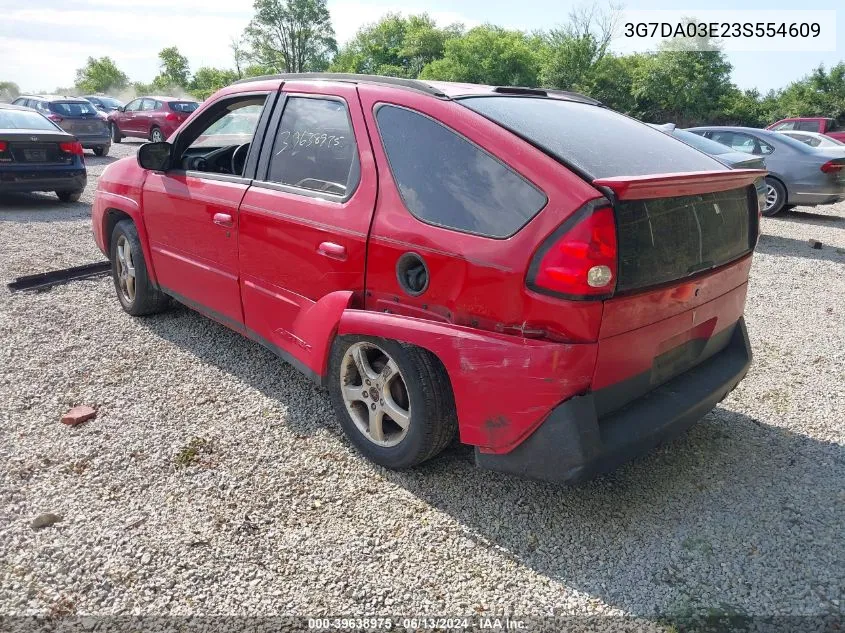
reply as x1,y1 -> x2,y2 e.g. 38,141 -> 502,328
10,95 -> 111,156
651,120 -> 845,216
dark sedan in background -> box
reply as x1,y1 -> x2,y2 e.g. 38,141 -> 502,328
11,95 -> 111,156
82,95 -> 124,113
688,126 -> 845,215
0,103 -> 87,202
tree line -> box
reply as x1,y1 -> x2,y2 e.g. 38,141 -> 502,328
2,0 -> 844,127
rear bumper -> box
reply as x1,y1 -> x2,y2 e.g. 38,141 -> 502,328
78,135 -> 111,149
0,168 -> 87,193
475,318 -> 752,484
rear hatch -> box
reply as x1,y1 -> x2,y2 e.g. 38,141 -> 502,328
167,101 -> 198,124
48,100 -> 109,138
461,95 -> 763,412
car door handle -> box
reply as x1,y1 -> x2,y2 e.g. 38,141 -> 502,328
213,212 -> 234,228
317,241 -> 347,260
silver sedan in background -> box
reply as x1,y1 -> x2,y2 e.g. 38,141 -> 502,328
687,126 -> 845,215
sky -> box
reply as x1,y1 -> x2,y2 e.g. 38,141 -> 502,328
1,0 -> 842,95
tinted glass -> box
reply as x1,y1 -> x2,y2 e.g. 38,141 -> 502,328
376,105 -> 547,238
169,101 -> 198,113
50,101 -> 97,116
672,129 -> 732,155
0,109 -> 60,131
794,120 -> 820,132
616,187 -> 754,292
267,97 -> 358,197
99,97 -> 122,108
460,96 -> 724,178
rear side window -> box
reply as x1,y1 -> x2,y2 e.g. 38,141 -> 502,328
375,105 -> 547,238
794,120 -> 820,132
50,101 -> 97,116
461,96 -> 724,178
169,101 -> 198,113
266,97 -> 359,198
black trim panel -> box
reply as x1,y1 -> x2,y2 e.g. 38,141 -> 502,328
160,286 -> 322,386
475,318 -> 752,484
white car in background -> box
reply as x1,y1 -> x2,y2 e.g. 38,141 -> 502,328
777,130 -> 845,151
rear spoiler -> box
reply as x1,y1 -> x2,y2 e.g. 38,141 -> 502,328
593,169 -> 767,201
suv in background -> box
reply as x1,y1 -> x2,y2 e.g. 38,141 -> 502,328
93,74 -> 760,484
11,95 -> 111,156
767,117 -> 845,142
83,95 -> 124,113
107,97 -> 199,143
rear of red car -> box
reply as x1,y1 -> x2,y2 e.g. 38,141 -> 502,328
453,95 -> 761,482
159,100 -> 198,137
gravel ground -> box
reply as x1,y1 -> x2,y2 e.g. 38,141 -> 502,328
1,143 -> 843,631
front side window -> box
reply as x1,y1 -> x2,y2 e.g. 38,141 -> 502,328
177,95 -> 268,176
266,97 -> 359,197
375,105 -> 546,238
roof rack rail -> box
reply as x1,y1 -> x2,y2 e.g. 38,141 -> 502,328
491,85 -> 602,106
232,72 -> 448,98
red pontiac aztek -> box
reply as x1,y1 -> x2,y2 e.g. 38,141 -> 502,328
92,73 -> 761,484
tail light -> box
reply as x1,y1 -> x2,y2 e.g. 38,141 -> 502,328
0,141 -> 7,152
47,114 -> 63,123
59,141 -> 84,156
821,160 -> 844,173
165,112 -> 180,121
528,205 -> 618,299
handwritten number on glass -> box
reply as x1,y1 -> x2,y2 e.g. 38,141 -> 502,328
276,130 -> 344,155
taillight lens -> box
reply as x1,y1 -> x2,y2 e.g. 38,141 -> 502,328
0,141 -> 7,152
529,206 -> 618,299
165,112 -> 179,121
47,114 -> 63,122
59,141 -> 84,155
821,160 -> 844,173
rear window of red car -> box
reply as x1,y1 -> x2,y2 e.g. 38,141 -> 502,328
168,101 -> 198,113
459,96 -> 725,179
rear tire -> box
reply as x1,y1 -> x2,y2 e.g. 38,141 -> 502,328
150,127 -> 164,143
93,145 -> 109,157
111,123 -> 122,143
56,190 -> 83,203
762,177 -> 787,216
109,219 -> 170,316
328,336 -> 457,470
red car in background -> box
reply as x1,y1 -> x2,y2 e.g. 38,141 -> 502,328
767,117 -> 845,142
107,96 -> 198,143
92,74 -> 761,484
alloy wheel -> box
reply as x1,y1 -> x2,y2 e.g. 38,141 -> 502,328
115,235 -> 136,304
764,184 -> 778,212
340,342 -> 411,447
151,129 -> 163,143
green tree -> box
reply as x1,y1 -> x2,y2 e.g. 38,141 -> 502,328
630,49 -> 734,126
580,53 -> 642,112
73,57 -> 129,94
154,46 -> 191,89
331,13 -> 461,78
244,0 -> 337,73
420,25 -> 539,86
774,63 -> 845,120
0,81 -> 20,102
189,67 -> 240,100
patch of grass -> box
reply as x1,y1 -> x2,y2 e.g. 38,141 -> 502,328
174,436 -> 214,468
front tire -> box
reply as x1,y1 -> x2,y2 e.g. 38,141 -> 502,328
109,219 -> 170,316
762,177 -> 787,216
56,190 -> 83,203
150,127 -> 164,143
328,336 -> 457,470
